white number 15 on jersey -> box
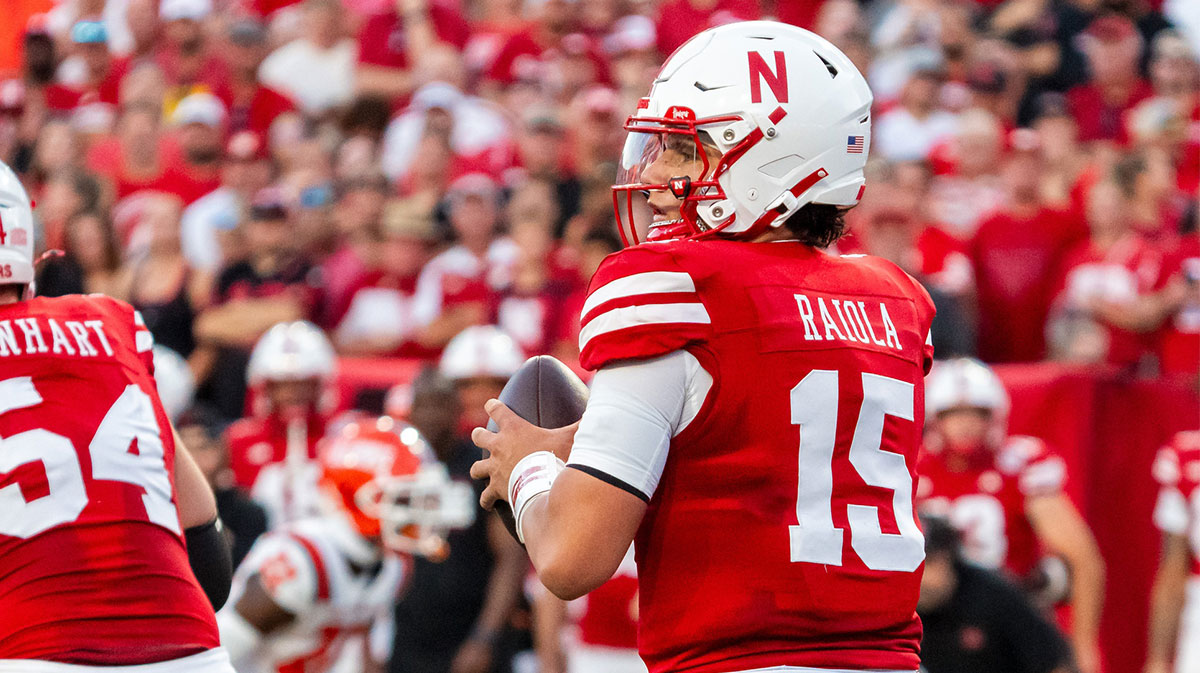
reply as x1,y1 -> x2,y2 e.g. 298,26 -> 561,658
789,370 -> 925,572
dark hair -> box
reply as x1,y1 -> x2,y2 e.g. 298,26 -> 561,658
782,203 -> 848,248
1112,152 -> 1147,199
920,513 -> 962,561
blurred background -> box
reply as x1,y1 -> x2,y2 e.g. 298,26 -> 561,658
0,0 -> 1197,671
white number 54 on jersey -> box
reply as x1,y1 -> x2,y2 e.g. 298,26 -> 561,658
0,376 -> 179,539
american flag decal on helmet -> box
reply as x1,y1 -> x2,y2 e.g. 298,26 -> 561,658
846,136 -> 864,154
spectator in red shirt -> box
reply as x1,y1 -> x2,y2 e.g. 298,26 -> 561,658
654,0 -> 760,57
412,173 -> 515,350
1112,147 -> 1183,248
927,108 -> 1007,239
1048,179 -> 1163,367
85,101 -> 196,203
356,0 -> 470,103
156,0 -> 230,115
483,0 -> 578,92
170,92 -> 226,201
214,18 -> 296,138
603,15 -> 659,105
969,130 -> 1086,363
493,179 -> 579,356
334,196 -> 439,357
1141,30 -> 1199,194
1066,14 -> 1154,144
65,19 -> 130,107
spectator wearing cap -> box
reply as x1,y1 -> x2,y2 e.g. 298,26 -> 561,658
172,91 -> 226,195
411,173 -> 516,351
604,16 -> 658,105
969,129 -> 1087,363
1067,14 -> 1154,144
356,0 -> 470,103
181,130 -> 273,272
875,64 -> 960,162
114,193 -> 212,360
62,19 -> 130,107
566,87 -> 623,186
214,18 -> 297,138
334,196 -> 440,357
156,0 -> 230,116
917,515 -> 1073,673
258,0 -> 356,117
381,81 -> 513,184
514,106 -> 580,233
654,0 -> 760,58
194,187 -> 318,417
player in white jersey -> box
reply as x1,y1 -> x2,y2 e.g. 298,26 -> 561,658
217,416 -> 475,673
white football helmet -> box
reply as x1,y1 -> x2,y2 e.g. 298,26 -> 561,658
246,320 -> 337,386
925,357 -> 1011,445
438,326 -> 525,382
152,345 -> 196,422
613,20 -> 872,245
0,160 -> 35,288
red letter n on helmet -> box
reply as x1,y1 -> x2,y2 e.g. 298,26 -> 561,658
748,51 -> 788,104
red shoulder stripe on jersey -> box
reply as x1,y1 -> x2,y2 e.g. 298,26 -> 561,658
286,533 -> 330,601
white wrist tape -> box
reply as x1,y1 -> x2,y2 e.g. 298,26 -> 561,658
509,451 -> 565,544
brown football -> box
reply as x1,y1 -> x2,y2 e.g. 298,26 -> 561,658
485,355 -> 589,544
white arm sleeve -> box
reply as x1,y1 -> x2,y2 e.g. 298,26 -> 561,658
567,350 -> 713,501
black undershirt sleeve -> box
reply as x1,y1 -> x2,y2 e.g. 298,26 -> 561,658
185,517 -> 233,611
567,464 -> 651,503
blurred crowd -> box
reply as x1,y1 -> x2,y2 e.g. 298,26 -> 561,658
1,0 -> 1197,671
1,0 -> 1196,417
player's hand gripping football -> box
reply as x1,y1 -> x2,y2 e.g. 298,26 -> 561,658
469,399 -> 578,511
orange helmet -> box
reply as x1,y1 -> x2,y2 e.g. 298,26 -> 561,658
317,416 -> 475,559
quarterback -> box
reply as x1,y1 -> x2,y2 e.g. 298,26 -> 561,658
473,21 -> 933,673
0,159 -> 235,671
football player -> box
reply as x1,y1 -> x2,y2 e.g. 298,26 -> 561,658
473,22 -> 934,673
217,416 -> 475,673
917,357 -> 1105,673
1145,430 -> 1200,673
0,160 -> 235,671
225,320 -> 336,527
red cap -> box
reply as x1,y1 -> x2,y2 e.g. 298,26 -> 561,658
1085,14 -> 1137,43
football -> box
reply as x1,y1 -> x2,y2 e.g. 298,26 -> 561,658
487,355 -> 590,543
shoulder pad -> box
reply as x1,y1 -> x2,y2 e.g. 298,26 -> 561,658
242,532 -> 328,613
1000,436 -> 1066,497
579,244 -> 711,371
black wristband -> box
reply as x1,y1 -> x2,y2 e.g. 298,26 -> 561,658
185,517 -> 233,611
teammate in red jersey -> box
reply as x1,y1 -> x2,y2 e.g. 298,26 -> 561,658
473,21 -> 932,673
1145,430 -> 1200,673
0,160 -> 235,671
917,358 -> 1105,673
217,416 -> 475,673
225,320 -> 335,527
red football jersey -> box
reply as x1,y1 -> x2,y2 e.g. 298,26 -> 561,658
1152,430 -> 1200,577
579,240 -> 935,673
0,295 -> 219,665
916,436 -> 1067,578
